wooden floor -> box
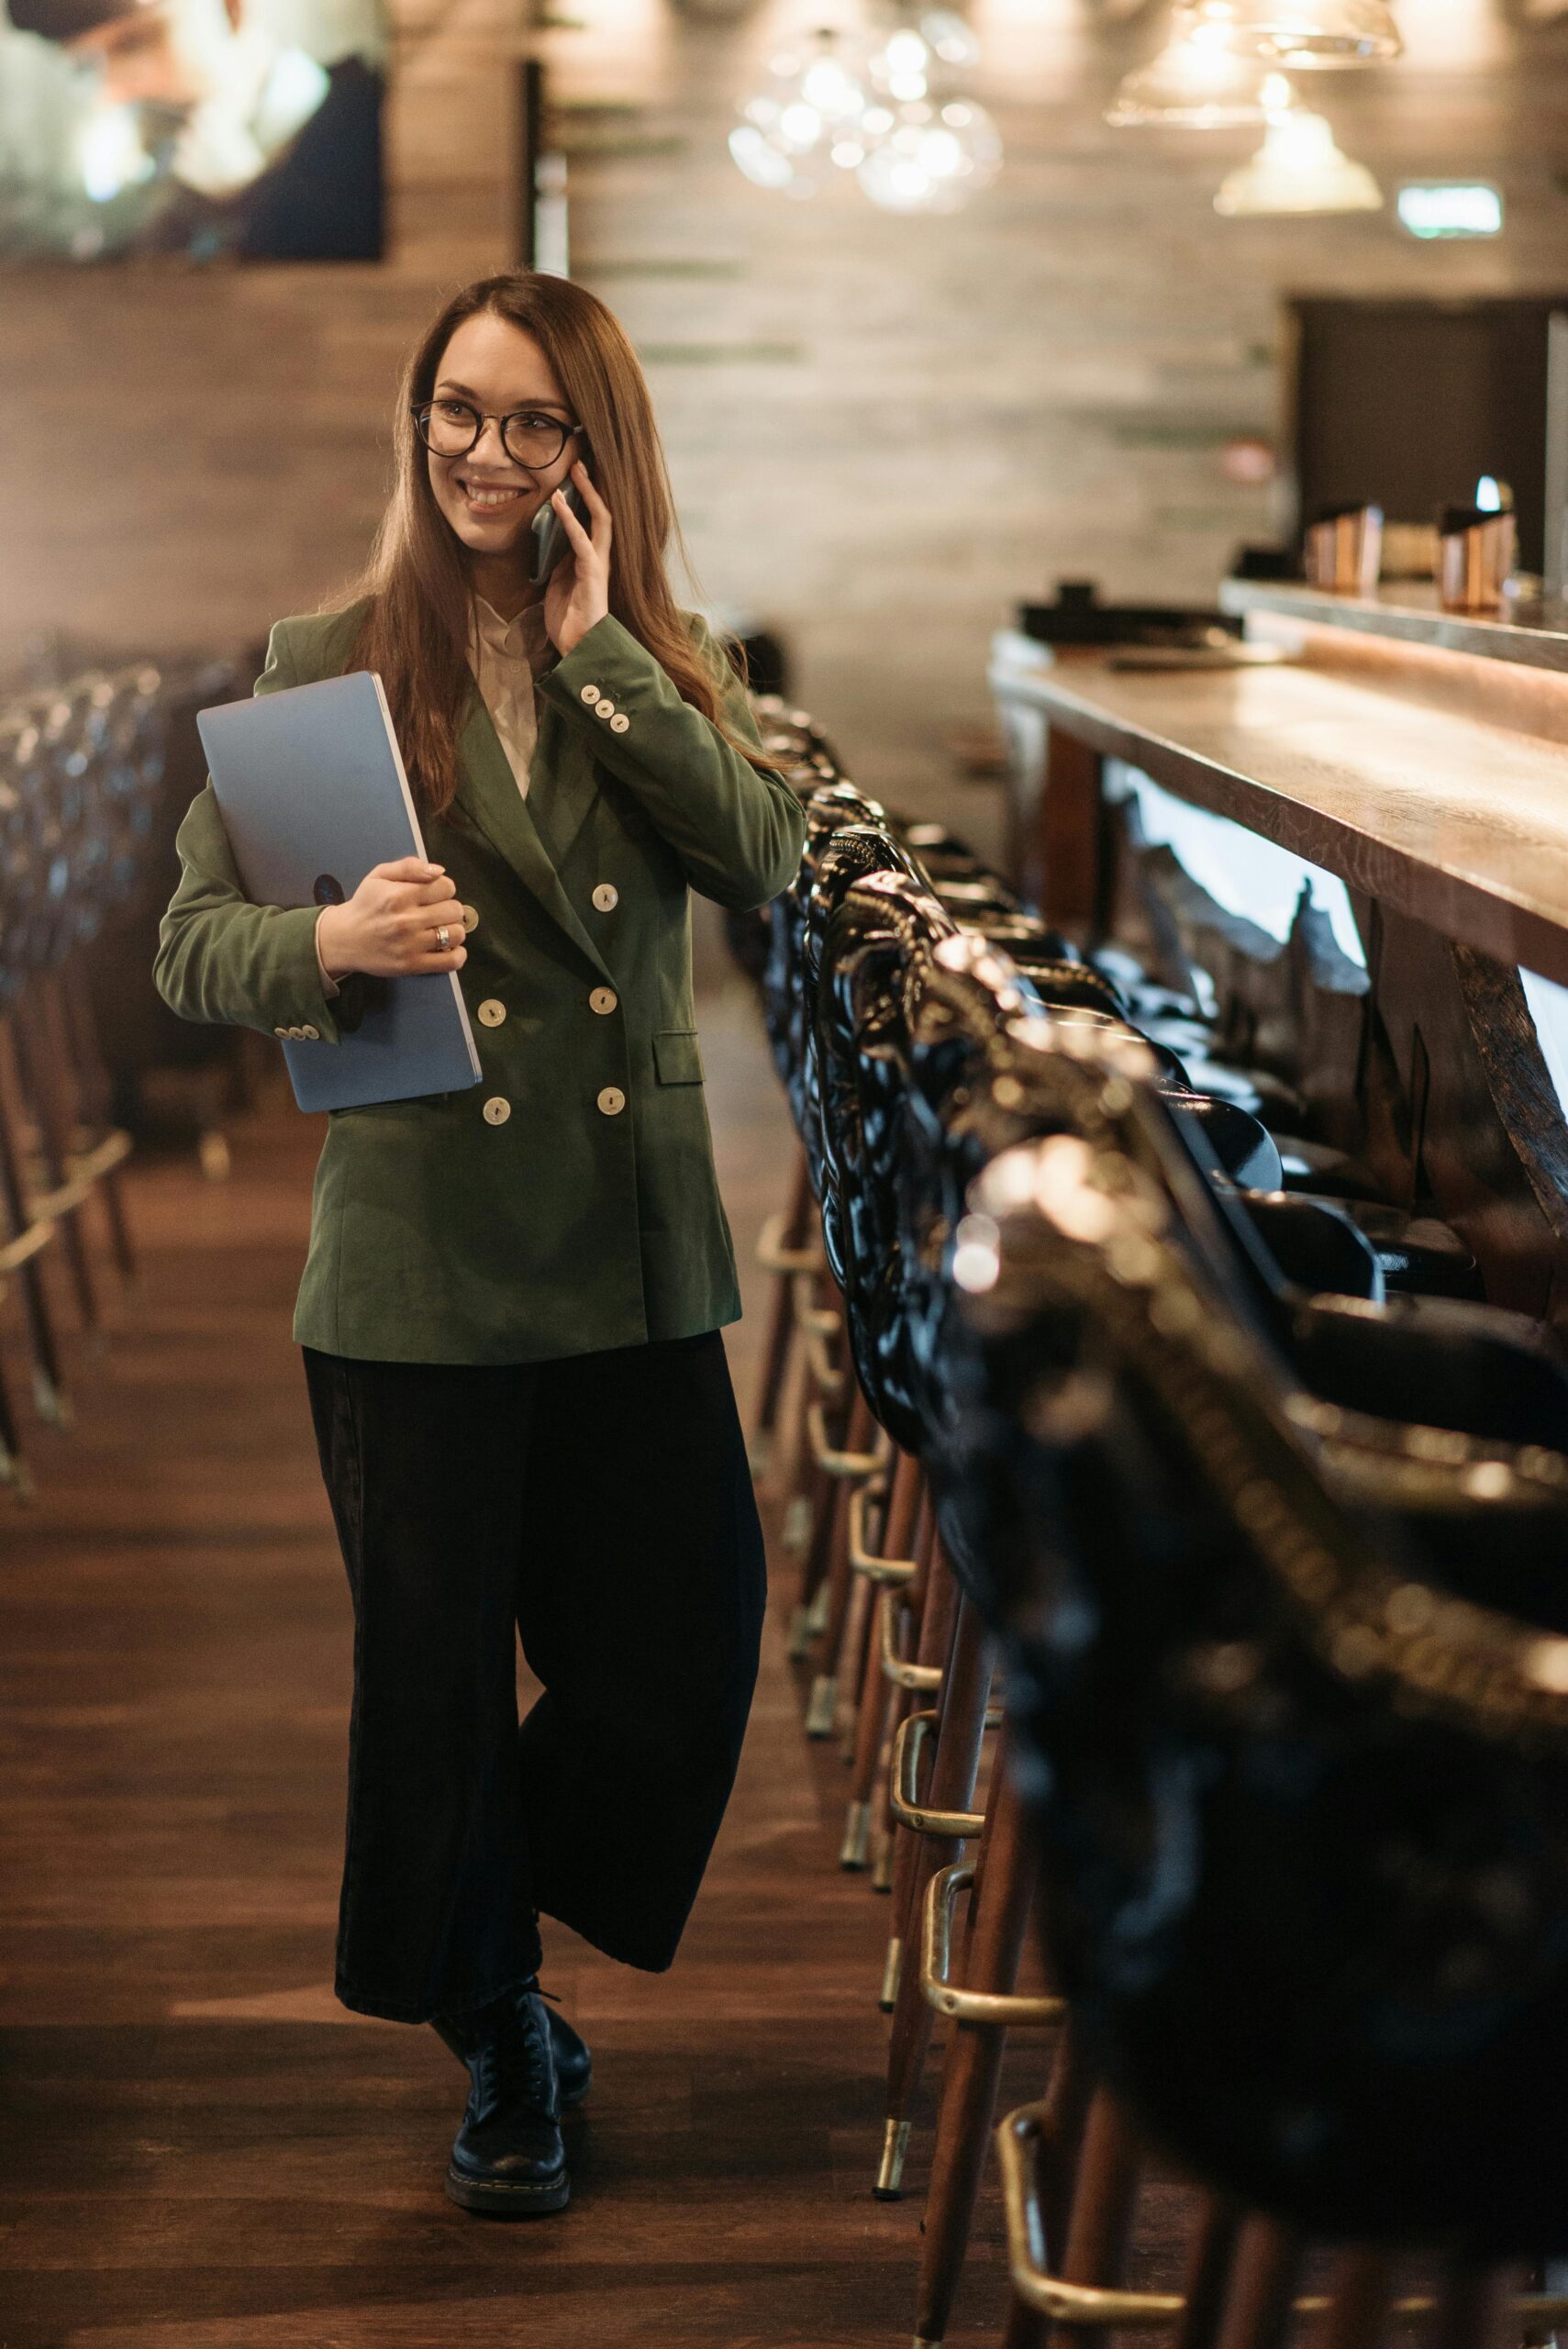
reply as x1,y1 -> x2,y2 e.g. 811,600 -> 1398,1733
0,974 -> 1040,2349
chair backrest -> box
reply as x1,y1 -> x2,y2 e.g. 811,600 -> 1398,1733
942,1055 -> 1568,2254
815,869 -> 961,1454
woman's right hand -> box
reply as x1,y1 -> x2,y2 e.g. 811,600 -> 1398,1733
316,858 -> 467,981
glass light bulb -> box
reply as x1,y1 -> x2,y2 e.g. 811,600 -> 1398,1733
884,28 -> 930,72
858,93 -> 1000,211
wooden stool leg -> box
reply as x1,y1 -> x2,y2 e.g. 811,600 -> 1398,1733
841,1455 -> 923,1865
876,1589 -> 995,2199
1316,2252 -> 1393,2349
1211,2219 -> 1305,2349
834,1564 -> 876,1759
805,1386 -> 877,1732
995,2029 -> 1093,2349
0,1323 -> 34,1497
912,1729 -> 1040,2347
751,1142 -> 811,1469
881,1523 -> 955,2001
0,1019 -> 68,1423
1034,2017 -> 1094,2264
1173,2200 -> 1244,2349
56,971 -> 135,1283
10,994 -> 100,1332
1425,2266 -> 1513,2349
874,1494 -> 935,1893
1051,2087 -> 1141,2349
787,1314 -> 848,1652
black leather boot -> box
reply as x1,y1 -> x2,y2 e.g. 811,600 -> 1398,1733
432,1982 -> 569,2217
533,1985 -> 592,2107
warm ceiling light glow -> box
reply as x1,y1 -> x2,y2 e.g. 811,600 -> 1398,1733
1177,0 -> 1402,64
857,95 -> 1002,211
1215,99 -> 1384,211
1396,181 -> 1503,237
1106,37 -> 1285,125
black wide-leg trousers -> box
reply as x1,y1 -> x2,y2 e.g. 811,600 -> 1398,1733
302,1330 -> 767,2024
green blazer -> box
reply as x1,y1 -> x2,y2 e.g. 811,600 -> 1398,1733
154,601 -> 807,1365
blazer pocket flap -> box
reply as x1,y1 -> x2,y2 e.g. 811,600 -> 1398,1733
653,1029 -> 705,1085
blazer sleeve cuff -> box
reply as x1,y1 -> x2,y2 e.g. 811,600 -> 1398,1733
262,907 -> 366,1043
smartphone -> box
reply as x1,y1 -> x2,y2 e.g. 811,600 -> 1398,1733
531,480 -> 591,586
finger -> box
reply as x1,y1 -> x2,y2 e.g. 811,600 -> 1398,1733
373,856 -> 444,883
572,463 -> 613,549
572,462 -> 609,521
554,488 -> 595,553
397,874 -> 460,907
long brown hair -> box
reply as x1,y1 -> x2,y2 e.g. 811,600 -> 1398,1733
344,272 -> 781,815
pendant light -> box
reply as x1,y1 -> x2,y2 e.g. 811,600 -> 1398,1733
1106,41 -> 1286,127
729,7 -> 999,213
856,95 -> 1002,211
729,28 -> 876,198
1176,0 -> 1402,66
1214,90 -> 1383,212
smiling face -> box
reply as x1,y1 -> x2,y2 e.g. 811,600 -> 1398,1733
423,310 -> 583,580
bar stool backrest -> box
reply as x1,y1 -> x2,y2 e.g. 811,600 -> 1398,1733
944,1049 -> 1568,2256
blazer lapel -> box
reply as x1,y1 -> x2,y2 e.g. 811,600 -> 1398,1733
452,695 -> 612,984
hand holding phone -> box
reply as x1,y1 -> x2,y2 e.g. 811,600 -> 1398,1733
531,480 -> 592,586
539,459 -> 612,659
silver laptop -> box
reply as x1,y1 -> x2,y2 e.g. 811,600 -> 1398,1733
197,672 -> 482,1114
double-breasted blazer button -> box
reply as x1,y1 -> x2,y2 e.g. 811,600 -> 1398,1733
592,882 -> 618,912
461,903 -> 479,933
595,698 -> 616,720
477,999 -> 506,1028
609,713 -> 630,733
579,683 -> 601,704
597,1085 -> 626,1116
301,1023 -> 320,1041
589,986 -> 617,1015
483,1096 -> 511,1126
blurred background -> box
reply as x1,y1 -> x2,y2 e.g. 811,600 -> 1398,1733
3,0 -> 1566,816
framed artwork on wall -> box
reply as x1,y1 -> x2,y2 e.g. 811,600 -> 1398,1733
0,0 -> 386,262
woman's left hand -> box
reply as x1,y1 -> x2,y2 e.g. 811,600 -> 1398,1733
544,461 -> 613,657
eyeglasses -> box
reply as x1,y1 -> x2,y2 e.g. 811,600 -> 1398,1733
412,398 -> 583,471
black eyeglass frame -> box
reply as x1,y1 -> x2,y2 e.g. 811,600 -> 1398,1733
411,399 -> 585,472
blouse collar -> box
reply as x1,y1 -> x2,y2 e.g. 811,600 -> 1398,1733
472,594 -> 555,677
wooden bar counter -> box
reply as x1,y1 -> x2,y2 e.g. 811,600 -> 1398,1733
989,596 -> 1568,1333
988,621 -> 1568,986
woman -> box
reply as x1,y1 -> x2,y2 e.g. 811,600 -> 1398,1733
154,271 -> 807,2219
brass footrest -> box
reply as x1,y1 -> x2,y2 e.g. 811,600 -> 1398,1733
756,1208 -> 820,1276
921,1863 -> 1064,2025
806,1398 -> 883,1479
28,1170 -> 95,1221
68,1128 -> 132,1183
0,1217 -> 53,1275
995,2101 -> 1568,2328
849,1482 -> 916,1586
891,1709 -> 984,1839
880,1588 -> 942,1692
